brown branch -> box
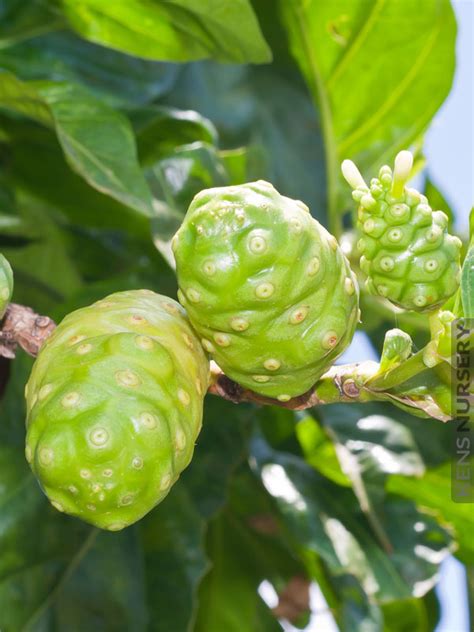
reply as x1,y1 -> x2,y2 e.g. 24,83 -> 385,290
0,303 -> 56,359
0,303 -> 450,420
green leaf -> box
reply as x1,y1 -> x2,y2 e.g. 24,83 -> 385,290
195,511 -> 284,632
59,0 -> 272,64
251,432 -> 454,603
165,62 -> 326,217
388,463 -> 474,564
1,193 -> 82,310
0,0 -> 62,46
133,105 -> 218,166
0,71 -> 153,216
424,176 -> 455,228
279,0 -> 456,234
0,31 -> 179,107
0,117 -> 152,238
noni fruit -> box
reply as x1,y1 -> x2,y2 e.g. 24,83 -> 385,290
25,290 -> 209,531
0,253 -> 13,319
342,151 -> 462,311
172,181 -> 359,400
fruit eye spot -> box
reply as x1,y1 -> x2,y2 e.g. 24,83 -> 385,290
89,427 -> 109,447
175,429 -> 186,451
214,332 -> 230,347
132,457 -> 143,470
107,522 -> 126,531
119,494 -> 134,507
264,359 -> 281,371
160,473 -> 172,491
203,260 -> 216,275
377,285 -> 389,297
414,295 -> 428,307
307,257 -> 320,276
255,282 -> 274,299
277,394 -> 291,402
253,375 -> 270,383
39,447 -> 54,466
249,235 -> 267,254
116,370 -> 141,388
103,468 -> 114,478
230,317 -> 249,331
68,335 -> 86,346
135,335 -> 154,350
80,469 -> 91,479
201,339 -> 215,353
322,330 -> 339,349
290,306 -> 309,324
129,314 -> 147,325
178,389 -> 191,406
62,392 -> 81,408
25,445 -> 33,463
344,278 -> 355,295
380,256 -> 395,272
38,384 -> 54,400
187,288 -> 201,303
388,229 -> 402,242
182,333 -> 194,348
77,343 -> 92,355
139,412 -> 157,429
363,219 -> 375,234
162,302 -> 179,315
426,226 -> 442,242
51,501 -> 64,512
328,235 -> 339,251
289,217 -> 303,233
424,259 -> 439,272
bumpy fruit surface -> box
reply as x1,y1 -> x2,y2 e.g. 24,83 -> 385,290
0,253 -> 13,319
172,181 -> 359,400
25,290 -> 209,531
342,151 -> 462,311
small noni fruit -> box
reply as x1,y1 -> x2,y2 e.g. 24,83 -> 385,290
172,181 -> 359,400
0,253 -> 13,319
342,151 -> 462,311
25,290 -> 209,531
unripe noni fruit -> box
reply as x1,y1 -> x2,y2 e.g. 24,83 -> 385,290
172,181 -> 359,400
0,253 -> 13,319
25,290 -> 209,531
342,151 -> 462,311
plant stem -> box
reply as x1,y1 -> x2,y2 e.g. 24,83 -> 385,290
290,4 -> 340,238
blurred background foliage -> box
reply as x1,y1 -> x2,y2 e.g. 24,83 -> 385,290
0,1 -> 471,630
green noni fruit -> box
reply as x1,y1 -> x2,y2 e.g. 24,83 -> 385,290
0,253 -> 13,319
172,181 -> 359,401
342,151 -> 462,311
25,290 -> 209,531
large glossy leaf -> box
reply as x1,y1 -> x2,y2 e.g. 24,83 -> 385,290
59,0 -> 272,64
0,0 -> 62,46
1,193 -> 82,311
0,71 -> 153,216
194,510 -> 284,632
163,62 -> 326,216
0,31 -> 179,107
279,0 -> 456,229
388,463 -> 474,564
0,117 -> 152,238
251,433 -> 454,604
